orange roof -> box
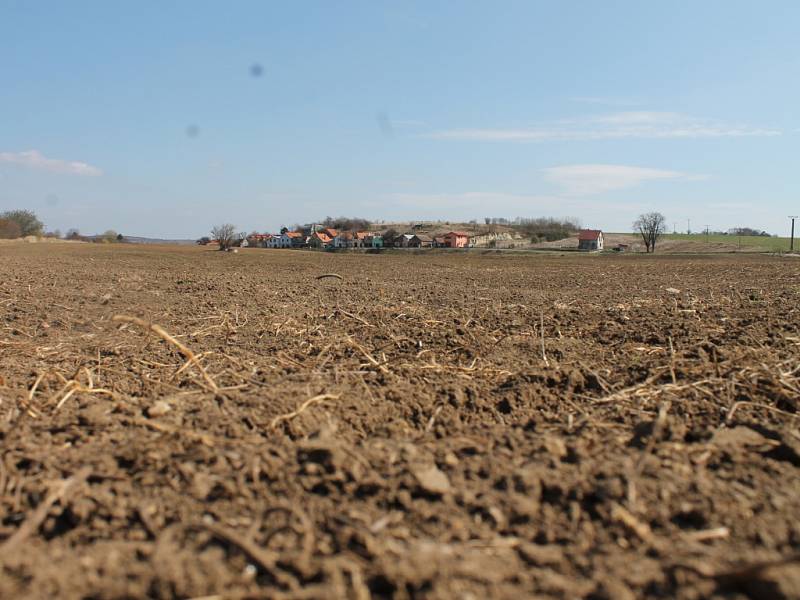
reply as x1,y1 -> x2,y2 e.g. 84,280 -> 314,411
285,231 -> 303,238
578,229 -> 602,241
314,232 -> 332,243
446,231 -> 470,237
338,231 -> 354,240
323,228 -> 338,237
355,231 -> 370,240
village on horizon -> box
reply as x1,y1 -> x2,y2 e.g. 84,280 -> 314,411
201,222 -> 607,252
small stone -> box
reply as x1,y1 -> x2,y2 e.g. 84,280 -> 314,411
444,451 -> 459,466
146,401 -> 172,418
665,287 -> 681,294
412,465 -> 451,495
191,472 -> 215,500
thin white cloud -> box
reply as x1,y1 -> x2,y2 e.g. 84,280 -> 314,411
543,164 -> 704,196
0,150 -> 102,176
426,112 -> 781,142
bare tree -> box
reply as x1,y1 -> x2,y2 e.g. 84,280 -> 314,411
211,223 -> 237,250
633,212 -> 666,253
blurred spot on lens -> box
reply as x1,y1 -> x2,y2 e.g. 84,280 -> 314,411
376,112 -> 394,138
250,63 -> 264,77
186,125 -> 200,138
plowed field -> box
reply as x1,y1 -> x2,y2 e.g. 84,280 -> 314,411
1,243 -> 799,599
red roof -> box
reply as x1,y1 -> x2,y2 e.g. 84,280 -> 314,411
578,229 -> 602,241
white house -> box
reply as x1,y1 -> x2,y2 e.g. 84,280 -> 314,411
578,229 -> 604,251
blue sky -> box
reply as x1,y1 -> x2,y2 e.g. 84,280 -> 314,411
1,1 -> 798,237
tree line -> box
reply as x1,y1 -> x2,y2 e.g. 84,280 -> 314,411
0,209 -> 123,242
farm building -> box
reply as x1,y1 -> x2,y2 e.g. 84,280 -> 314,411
409,234 -> 434,248
578,229 -> 604,251
444,231 -> 470,248
393,234 -> 415,248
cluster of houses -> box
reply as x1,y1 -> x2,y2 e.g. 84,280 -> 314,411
204,224 -> 608,252
238,226 -> 472,250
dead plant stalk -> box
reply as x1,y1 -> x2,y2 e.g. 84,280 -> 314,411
112,314 -> 219,393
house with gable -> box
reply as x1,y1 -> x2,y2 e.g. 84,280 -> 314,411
409,234 -> 434,248
309,231 -> 333,249
578,229 -> 604,251
444,231 -> 470,248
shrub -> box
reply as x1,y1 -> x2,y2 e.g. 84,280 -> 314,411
0,218 -> 22,239
0,210 -> 44,237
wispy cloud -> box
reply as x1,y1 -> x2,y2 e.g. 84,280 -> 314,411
543,164 -> 704,196
426,112 -> 781,142
0,150 -> 103,176
375,113 -> 426,138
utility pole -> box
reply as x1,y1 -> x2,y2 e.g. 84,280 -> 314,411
790,216 -> 798,252
687,219 -> 691,235
673,222 -> 677,234
704,225 -> 710,242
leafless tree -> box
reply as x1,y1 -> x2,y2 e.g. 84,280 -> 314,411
211,223 -> 237,250
633,212 -> 666,253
